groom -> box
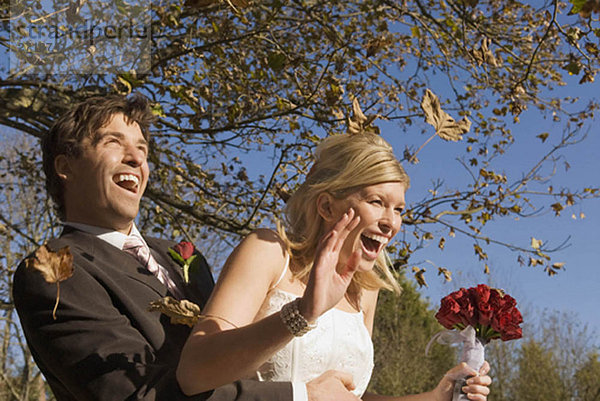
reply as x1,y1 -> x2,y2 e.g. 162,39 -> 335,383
13,94 -> 358,401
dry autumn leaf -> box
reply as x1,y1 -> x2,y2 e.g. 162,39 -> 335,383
148,296 -> 201,327
348,97 -> 380,135
471,37 -> 498,67
25,244 -> 73,320
412,266 -> 427,287
437,267 -> 452,282
530,237 -> 543,250
421,89 -> 471,141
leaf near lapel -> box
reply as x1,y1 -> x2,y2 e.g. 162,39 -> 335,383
25,244 -> 74,320
148,296 -> 200,327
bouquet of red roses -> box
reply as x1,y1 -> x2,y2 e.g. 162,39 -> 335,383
435,284 -> 523,342
431,284 -> 523,401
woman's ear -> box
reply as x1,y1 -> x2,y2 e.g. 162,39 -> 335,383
316,193 -> 336,222
54,155 -> 72,181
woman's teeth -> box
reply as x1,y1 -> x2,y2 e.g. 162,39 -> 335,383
362,233 -> 389,245
360,233 -> 388,253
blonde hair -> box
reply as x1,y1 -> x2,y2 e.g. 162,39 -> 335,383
278,133 -> 410,296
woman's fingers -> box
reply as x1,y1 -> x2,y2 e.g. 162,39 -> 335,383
318,208 -> 360,254
479,360 -> 490,376
462,376 -> 491,401
463,362 -> 492,400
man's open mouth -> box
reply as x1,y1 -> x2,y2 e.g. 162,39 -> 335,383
114,174 -> 140,193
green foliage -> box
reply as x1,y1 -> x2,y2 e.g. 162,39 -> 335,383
514,340 -> 568,401
369,273 -> 455,395
574,352 -> 600,401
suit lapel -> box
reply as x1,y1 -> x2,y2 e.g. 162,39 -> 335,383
60,229 -> 167,297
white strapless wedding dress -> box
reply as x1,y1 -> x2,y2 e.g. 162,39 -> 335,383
253,288 -> 374,396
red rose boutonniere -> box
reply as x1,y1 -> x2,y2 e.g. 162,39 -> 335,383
168,241 -> 199,284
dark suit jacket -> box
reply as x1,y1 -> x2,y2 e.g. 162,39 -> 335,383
13,228 -> 291,401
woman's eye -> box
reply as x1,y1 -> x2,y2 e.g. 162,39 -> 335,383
369,199 -> 383,206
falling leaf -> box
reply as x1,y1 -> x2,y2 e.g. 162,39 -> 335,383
484,264 -> 490,274
537,132 -> 549,142
530,237 -> 542,250
438,237 -> 446,250
421,89 -> 471,142
437,267 -> 452,282
148,296 -> 201,327
348,97 -> 380,135
551,202 -> 564,216
412,266 -> 427,287
25,244 -> 73,320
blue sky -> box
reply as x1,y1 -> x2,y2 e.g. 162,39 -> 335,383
383,93 -> 600,347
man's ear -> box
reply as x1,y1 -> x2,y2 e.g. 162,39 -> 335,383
316,193 -> 336,222
54,155 -> 72,181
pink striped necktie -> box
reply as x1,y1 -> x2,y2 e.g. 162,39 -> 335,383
122,234 -> 182,298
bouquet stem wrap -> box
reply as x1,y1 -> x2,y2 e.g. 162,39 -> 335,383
428,326 -> 485,401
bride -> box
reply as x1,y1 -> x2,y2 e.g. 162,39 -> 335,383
177,133 -> 491,400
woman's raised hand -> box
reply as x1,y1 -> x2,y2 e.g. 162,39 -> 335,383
299,208 -> 361,322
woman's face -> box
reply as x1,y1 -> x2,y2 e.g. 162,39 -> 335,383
323,182 -> 406,273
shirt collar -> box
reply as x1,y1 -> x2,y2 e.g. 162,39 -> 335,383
63,221 -> 146,250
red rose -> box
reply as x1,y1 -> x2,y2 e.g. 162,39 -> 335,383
454,288 -> 477,326
478,301 -> 493,326
497,308 -> 523,340
173,241 -> 194,260
435,296 -> 462,329
471,284 -> 491,304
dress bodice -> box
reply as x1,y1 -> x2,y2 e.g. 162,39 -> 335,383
254,288 -> 374,397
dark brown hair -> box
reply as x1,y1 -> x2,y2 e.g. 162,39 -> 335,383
42,93 -> 156,219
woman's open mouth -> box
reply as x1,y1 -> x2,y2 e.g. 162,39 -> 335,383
360,233 -> 389,260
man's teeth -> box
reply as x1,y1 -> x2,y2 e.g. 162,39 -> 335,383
117,174 -> 139,186
362,233 -> 389,245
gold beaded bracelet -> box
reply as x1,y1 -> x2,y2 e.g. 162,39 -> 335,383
280,298 -> 317,337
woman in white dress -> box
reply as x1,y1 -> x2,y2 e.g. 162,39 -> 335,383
177,133 -> 491,400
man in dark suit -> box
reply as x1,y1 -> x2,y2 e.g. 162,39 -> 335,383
13,94 -> 358,401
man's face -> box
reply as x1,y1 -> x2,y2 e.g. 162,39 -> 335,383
58,113 -> 149,234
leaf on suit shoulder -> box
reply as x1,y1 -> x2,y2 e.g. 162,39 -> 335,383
25,244 -> 74,320
148,296 -> 200,327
